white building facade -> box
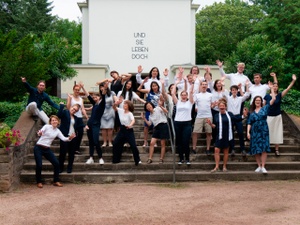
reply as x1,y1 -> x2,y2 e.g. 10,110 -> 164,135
79,0 -> 199,73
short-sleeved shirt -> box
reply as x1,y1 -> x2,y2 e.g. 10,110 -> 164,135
117,108 -> 134,126
149,107 -> 168,127
194,92 -> 213,118
249,83 -> 270,104
174,100 -> 193,122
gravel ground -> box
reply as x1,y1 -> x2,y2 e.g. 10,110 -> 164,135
1,181 -> 300,225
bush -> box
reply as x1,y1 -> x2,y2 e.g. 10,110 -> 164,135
281,89 -> 300,116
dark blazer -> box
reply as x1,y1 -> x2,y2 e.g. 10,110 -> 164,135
57,104 -> 84,137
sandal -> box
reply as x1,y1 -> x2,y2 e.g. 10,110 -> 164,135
275,150 -> 280,157
159,158 -> 164,164
223,168 -> 228,172
210,168 -> 220,173
146,159 -> 152,164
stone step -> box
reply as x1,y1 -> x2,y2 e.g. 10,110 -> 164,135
27,144 -> 300,154
22,160 -> 300,171
20,170 -> 300,184
24,152 -> 300,163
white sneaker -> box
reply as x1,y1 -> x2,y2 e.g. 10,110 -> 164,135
99,158 -> 104,165
139,161 -> 142,164
261,167 -> 268,174
255,166 -> 262,173
86,158 -> 94,164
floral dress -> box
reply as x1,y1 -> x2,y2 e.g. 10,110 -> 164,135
247,104 -> 271,155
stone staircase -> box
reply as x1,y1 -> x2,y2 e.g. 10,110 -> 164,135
20,103 -> 300,184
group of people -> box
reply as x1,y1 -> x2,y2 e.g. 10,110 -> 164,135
21,62 -> 297,188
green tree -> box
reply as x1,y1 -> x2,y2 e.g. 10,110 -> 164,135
52,18 -> 82,64
224,34 -> 286,84
251,0 -> 300,89
0,0 -> 54,38
195,1 -> 265,64
0,30 -> 47,101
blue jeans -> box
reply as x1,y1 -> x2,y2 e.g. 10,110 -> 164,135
174,121 -> 192,161
34,145 -> 60,183
112,126 -> 140,165
86,123 -> 102,158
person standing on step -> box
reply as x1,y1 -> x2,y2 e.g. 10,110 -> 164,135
34,115 -> 76,188
225,82 -> 250,157
247,82 -> 276,174
112,100 -> 141,165
21,77 -> 59,124
264,73 -> 297,156
138,78 -> 162,147
141,98 -> 169,164
99,81 -> 116,147
81,85 -> 106,165
207,98 -> 235,173
66,83 -> 89,155
192,80 -> 213,155
57,103 -> 82,174
172,79 -> 194,165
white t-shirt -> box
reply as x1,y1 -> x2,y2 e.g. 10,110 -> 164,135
117,90 -> 140,108
249,83 -> 270,104
149,107 -> 168,127
117,108 -> 134,126
174,100 -> 193,122
194,92 -> 213,118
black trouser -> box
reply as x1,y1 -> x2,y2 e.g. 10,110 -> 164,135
34,145 -> 59,183
87,123 -> 102,158
174,121 -> 192,161
59,138 -> 76,172
112,125 -> 140,165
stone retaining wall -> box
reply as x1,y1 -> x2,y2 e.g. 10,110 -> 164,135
0,112 -> 39,192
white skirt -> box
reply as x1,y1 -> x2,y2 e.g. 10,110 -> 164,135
267,114 -> 283,144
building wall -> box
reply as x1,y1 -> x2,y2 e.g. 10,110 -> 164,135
60,64 -> 110,98
83,0 -> 198,73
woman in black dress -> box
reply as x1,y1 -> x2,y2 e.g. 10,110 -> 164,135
207,98 -> 234,172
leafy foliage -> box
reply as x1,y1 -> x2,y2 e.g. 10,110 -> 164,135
224,34 -> 286,84
195,1 -> 265,64
0,101 -> 24,127
281,89 -> 300,116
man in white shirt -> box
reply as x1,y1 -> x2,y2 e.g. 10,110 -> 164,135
249,73 -> 270,104
216,60 -> 251,92
192,81 -> 213,155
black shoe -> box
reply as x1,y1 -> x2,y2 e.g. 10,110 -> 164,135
241,150 -> 247,157
191,149 -> 197,154
231,150 -> 235,157
205,150 -> 212,156
67,168 -> 72,173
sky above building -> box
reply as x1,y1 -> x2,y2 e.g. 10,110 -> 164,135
50,0 -> 225,22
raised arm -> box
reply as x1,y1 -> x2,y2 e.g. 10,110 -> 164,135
120,73 -> 132,84
270,72 -> 278,84
216,59 -> 226,77
172,80 -> 180,105
162,68 -> 169,87
136,65 -> 144,84
282,74 -> 297,97
137,77 -> 150,94
268,82 -> 276,106
189,82 -> 194,104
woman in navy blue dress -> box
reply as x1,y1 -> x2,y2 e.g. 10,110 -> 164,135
207,98 -> 234,172
247,83 -> 275,174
